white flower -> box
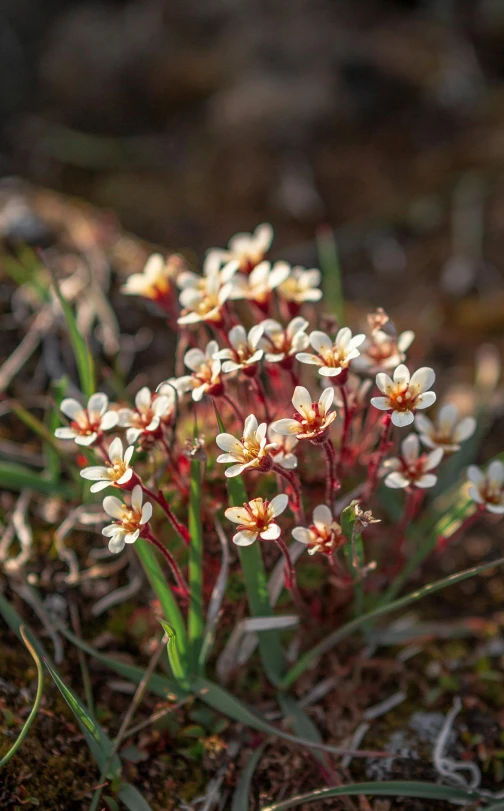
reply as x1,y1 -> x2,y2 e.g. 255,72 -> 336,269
208,224 -> 274,273
267,426 -> 298,469
102,485 -> 152,553
354,329 -> 415,374
467,461 -> 504,514
55,392 -> 118,446
415,404 -> 476,453
224,494 -> 288,546
259,317 -> 309,364
383,433 -> 443,489
216,414 -> 276,477
118,387 -> 173,444
229,260 -> 290,306
176,340 -> 223,401
292,504 -> 345,555
177,254 -> 238,326
120,253 -> 184,304
271,385 -> 336,442
296,327 -> 366,378
371,364 -> 436,427
277,266 -> 322,304
214,324 -> 264,373
80,437 -> 135,493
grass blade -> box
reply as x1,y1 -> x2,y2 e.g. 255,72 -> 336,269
135,539 -> 188,684
316,225 -> 344,325
0,460 -> 74,496
215,405 -> 285,685
279,556 -> 504,690
118,783 -> 155,811
188,420 -> 204,675
50,270 -> 95,398
0,626 -> 44,768
158,620 -> 190,691
57,624 -> 187,700
44,659 -> 121,778
341,501 -> 365,616
192,678 -> 385,759
232,742 -> 267,811
277,694 -> 330,771
259,780 -> 488,811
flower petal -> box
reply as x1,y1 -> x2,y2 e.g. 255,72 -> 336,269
410,366 -> 435,393
391,410 -> 414,427
488,459 -> 504,487
88,392 -> 108,418
131,485 -> 143,511
260,523 -> 281,540
225,506 -> 250,524
424,447 -> 444,471
224,464 -> 247,477
292,386 -> 313,419
296,352 -> 323,366
270,418 -> 302,436
216,433 -> 243,453
370,396 -> 391,411
270,493 -> 289,517
309,331 -> 332,354
313,504 -> 332,530
393,364 -> 411,385
60,398 -> 85,421
292,527 -> 312,544
54,427 -> 77,439
108,533 -> 126,554
108,437 -> 124,462
467,465 -> 484,486
415,392 -> 436,410
385,471 -> 409,489
141,502 -> 153,524
100,411 -> 119,431
375,373 -> 394,394
452,416 -> 476,444
401,433 -> 419,463
103,496 -> 124,519
233,529 -> 258,546
415,473 -> 437,489
318,386 -> 334,415
80,466 -> 109,481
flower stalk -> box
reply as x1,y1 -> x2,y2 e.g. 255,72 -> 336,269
140,484 -> 191,546
141,525 -> 190,599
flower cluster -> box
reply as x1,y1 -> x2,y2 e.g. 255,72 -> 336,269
53,222 -> 500,609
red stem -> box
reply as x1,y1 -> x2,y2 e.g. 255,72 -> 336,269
322,439 -> 340,508
363,413 -> 392,502
274,536 -> 302,607
272,464 -> 306,524
160,437 -> 189,496
140,484 -> 190,546
142,525 -> 190,599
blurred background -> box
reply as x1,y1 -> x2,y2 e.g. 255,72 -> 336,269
2,0 -> 504,316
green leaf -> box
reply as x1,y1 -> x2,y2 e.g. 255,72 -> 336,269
44,659 -> 121,778
0,626 -> 44,768
192,678 -> 379,759
51,272 -> 95,398
57,624 -> 187,700
341,501 -> 365,617
158,620 -> 190,691
188,419 -> 204,675
215,404 -> 284,686
316,226 -> 344,325
258,781 -> 488,811
0,460 -> 74,496
277,694 -> 329,770
279,556 -> 504,690
118,783 -> 155,811
231,743 -> 267,811
135,539 -> 188,684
